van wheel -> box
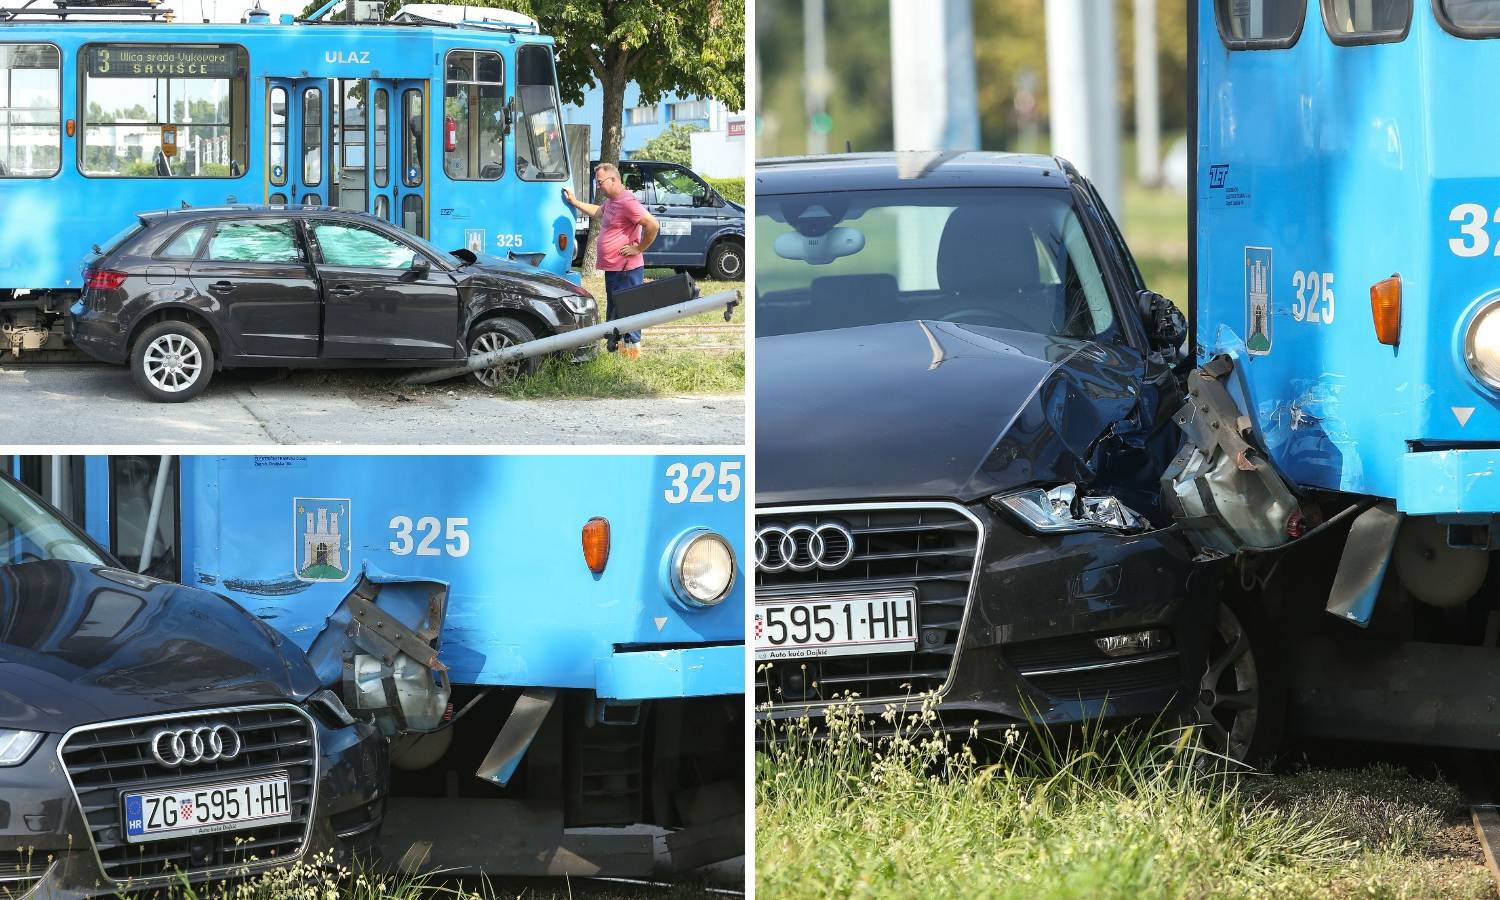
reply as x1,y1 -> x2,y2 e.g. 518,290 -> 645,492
131,321 -> 215,402
467,317 -> 541,387
706,240 -> 743,281
1193,591 -> 1285,767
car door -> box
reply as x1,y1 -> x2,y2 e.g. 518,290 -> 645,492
188,217 -> 321,359
307,218 -> 461,359
642,163 -> 719,267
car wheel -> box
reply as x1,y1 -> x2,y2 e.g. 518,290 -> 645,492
706,241 -> 744,281
467,317 -> 541,387
1192,592 -> 1285,766
130,320 -> 215,402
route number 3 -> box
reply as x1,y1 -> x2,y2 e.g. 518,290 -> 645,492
664,461 -> 742,504
1291,270 -> 1335,325
389,516 -> 469,557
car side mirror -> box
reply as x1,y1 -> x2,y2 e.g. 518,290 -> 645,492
404,258 -> 431,280
1137,290 -> 1187,362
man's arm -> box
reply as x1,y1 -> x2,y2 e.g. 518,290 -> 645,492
624,211 -> 660,256
563,187 -> 601,218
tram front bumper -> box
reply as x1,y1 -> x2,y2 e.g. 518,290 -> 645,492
595,644 -> 744,700
1401,448 -> 1500,514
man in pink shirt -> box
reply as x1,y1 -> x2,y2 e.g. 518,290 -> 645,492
564,162 -> 660,358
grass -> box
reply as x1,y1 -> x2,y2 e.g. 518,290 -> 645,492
486,268 -> 744,399
755,695 -> 1492,899
1123,178 -> 1189,313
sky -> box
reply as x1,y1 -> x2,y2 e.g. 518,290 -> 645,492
194,0 -> 306,23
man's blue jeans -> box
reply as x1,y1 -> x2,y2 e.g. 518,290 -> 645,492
604,267 -> 644,345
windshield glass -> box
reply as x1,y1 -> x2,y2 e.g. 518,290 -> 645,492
756,187 -> 1118,340
0,478 -> 107,567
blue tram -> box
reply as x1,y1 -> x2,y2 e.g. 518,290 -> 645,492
0,4 -> 578,357
1175,0 -> 1500,756
2,453 -> 746,875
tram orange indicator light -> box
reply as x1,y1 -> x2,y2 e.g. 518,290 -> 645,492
65,119 -> 75,137
558,232 -> 569,253
1371,274 -> 1402,346
582,517 -> 610,575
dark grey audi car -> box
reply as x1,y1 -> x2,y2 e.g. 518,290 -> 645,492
0,473 -> 388,896
69,206 -> 598,401
754,153 -> 1234,749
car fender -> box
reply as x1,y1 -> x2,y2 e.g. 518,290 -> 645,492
464,290 -> 565,336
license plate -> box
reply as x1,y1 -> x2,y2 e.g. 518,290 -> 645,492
754,590 -> 918,660
122,773 -> 292,843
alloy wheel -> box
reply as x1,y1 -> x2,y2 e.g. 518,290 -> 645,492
142,334 -> 203,393
472,331 -> 520,387
1193,603 -> 1261,762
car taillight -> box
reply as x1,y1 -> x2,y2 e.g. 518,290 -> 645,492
85,269 -> 127,290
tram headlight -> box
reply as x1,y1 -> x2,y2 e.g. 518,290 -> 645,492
667,529 -> 737,608
1465,299 -> 1500,389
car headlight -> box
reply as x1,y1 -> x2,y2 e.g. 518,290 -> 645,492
1465,298 -> 1500,389
993,484 -> 1147,534
0,729 -> 44,766
668,529 -> 737,608
561,292 -> 596,316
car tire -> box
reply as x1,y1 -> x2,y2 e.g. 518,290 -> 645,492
130,320 -> 215,402
706,240 -> 744,281
467,317 -> 542,387
1193,590 -> 1286,767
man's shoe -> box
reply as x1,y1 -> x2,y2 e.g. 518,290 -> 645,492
622,343 -> 642,360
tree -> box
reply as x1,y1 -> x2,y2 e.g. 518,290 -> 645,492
636,123 -> 705,166
517,0 -> 744,273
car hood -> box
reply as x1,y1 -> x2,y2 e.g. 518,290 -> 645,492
0,560 -> 319,733
755,320 -> 1146,506
459,254 -> 588,298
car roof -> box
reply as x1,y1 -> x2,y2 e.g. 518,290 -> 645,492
135,205 -> 389,226
755,151 -> 1074,194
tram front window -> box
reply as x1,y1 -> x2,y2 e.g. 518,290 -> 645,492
445,50 -> 505,181
1440,0 -> 1500,28
79,43 -> 248,178
515,45 -> 566,181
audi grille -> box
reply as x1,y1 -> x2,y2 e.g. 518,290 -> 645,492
754,502 -> 982,706
56,704 -> 317,886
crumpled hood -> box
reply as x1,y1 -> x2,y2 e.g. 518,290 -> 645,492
460,254 -> 588,299
0,560 -> 318,733
755,320 -> 1145,506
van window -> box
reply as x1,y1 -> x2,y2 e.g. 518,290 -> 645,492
0,44 -> 61,178
1321,0 -> 1411,43
1215,0 -> 1306,48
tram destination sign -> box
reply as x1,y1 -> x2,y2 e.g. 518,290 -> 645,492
86,46 -> 238,78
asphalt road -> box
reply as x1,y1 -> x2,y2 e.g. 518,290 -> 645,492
0,364 -> 744,445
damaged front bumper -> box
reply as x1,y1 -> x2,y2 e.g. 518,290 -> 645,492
755,500 -> 1224,737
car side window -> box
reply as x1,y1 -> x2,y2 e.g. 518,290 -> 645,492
206,219 -> 302,263
312,221 -> 417,269
649,166 -> 709,207
157,224 -> 207,260
621,164 -> 650,203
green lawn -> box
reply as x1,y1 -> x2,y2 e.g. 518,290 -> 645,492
756,701 -> 1490,899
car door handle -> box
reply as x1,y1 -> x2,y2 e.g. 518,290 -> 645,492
208,280 -> 236,294
654,206 -> 668,213
330,285 -> 357,297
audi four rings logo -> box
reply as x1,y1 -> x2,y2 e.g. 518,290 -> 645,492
148,724 -> 243,767
756,521 -> 855,572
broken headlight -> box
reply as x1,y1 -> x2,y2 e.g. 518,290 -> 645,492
993,484 -> 1147,534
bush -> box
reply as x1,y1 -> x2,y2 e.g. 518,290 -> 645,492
705,176 -> 744,205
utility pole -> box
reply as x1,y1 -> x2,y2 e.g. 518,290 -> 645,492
889,0 -> 980,152
1134,0 -> 1161,187
803,0 -> 828,155
1045,0 -> 1122,218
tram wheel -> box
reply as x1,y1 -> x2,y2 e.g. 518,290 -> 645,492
1192,591 -> 1286,767
467,317 -> 541,387
130,320 -> 215,402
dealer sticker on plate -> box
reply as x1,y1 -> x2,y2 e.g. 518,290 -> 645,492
754,589 -> 918,661
123,773 -> 293,843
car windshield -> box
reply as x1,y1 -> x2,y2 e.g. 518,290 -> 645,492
0,478 -> 107,567
756,187 -> 1118,340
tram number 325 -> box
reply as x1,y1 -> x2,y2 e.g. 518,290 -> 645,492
389,516 -> 470,557
1291,270 -> 1335,325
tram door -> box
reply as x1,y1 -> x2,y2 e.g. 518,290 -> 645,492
267,78 -> 428,237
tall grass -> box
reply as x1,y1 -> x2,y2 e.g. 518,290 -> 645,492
756,694 -> 1489,898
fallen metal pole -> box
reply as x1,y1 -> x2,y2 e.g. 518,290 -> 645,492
399,288 -> 741,386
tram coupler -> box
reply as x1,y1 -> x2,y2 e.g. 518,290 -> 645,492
399,287 -> 742,386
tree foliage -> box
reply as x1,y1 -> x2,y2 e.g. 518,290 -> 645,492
636,123 -> 705,166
